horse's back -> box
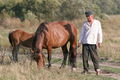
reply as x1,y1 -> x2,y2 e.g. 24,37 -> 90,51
12,30 -> 33,41
46,21 -> 77,38
48,21 -> 77,35
44,21 -> 77,48
9,29 -> 34,47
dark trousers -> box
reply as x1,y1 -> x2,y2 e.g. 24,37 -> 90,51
82,44 -> 100,71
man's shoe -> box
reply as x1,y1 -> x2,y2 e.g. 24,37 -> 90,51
96,69 -> 101,75
81,71 -> 91,74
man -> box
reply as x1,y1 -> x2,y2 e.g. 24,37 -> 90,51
78,11 -> 102,75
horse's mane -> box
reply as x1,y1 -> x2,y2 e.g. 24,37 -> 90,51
35,22 -> 48,35
32,22 -> 48,50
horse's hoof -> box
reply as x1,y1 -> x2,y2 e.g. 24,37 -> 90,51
72,68 -> 77,72
59,66 -> 62,69
59,65 -> 65,69
48,64 -> 51,68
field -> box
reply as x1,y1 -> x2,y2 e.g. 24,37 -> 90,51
0,15 -> 120,80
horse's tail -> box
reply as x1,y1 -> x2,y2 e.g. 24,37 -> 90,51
8,32 -> 14,47
64,23 -> 77,67
64,23 -> 74,39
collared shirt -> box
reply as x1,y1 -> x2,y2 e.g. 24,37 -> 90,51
79,19 -> 102,44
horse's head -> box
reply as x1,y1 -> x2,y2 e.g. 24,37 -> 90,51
35,53 -> 45,68
32,49 -> 45,68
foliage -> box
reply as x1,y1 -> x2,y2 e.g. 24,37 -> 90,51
0,0 -> 120,21
95,0 -> 118,14
59,0 -> 82,20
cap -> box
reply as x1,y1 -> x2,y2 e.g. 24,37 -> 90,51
85,11 -> 93,17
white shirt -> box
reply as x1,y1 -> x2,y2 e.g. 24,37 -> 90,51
79,19 -> 102,44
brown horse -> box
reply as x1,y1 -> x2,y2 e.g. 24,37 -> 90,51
32,21 -> 77,70
8,29 -> 34,61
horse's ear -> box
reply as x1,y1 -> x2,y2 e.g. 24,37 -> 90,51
37,22 -> 48,32
40,22 -> 48,31
40,22 -> 48,27
44,22 -> 48,24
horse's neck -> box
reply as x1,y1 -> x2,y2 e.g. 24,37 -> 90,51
37,32 -> 45,47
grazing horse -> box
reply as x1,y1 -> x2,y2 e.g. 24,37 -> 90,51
32,21 -> 77,70
8,29 -> 34,61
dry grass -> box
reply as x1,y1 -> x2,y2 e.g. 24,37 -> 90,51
0,55 -> 116,80
0,15 -> 120,80
99,15 -> 120,61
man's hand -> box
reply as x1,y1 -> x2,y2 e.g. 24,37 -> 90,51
78,43 -> 81,48
97,43 -> 102,48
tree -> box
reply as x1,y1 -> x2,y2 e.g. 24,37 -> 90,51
59,0 -> 82,20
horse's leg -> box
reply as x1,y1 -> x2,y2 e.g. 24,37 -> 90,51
12,39 -> 20,62
47,47 -> 52,68
30,49 -> 34,65
69,42 -> 77,70
12,46 -> 17,62
12,45 -> 19,62
12,47 -> 15,61
60,44 -> 68,68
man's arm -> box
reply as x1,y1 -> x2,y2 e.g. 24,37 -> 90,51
78,24 -> 85,47
97,21 -> 103,48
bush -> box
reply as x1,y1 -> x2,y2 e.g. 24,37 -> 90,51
1,18 -> 21,28
0,0 -> 120,21
99,13 -> 110,20
25,11 -> 37,21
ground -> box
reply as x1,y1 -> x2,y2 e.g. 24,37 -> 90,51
0,15 -> 120,80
